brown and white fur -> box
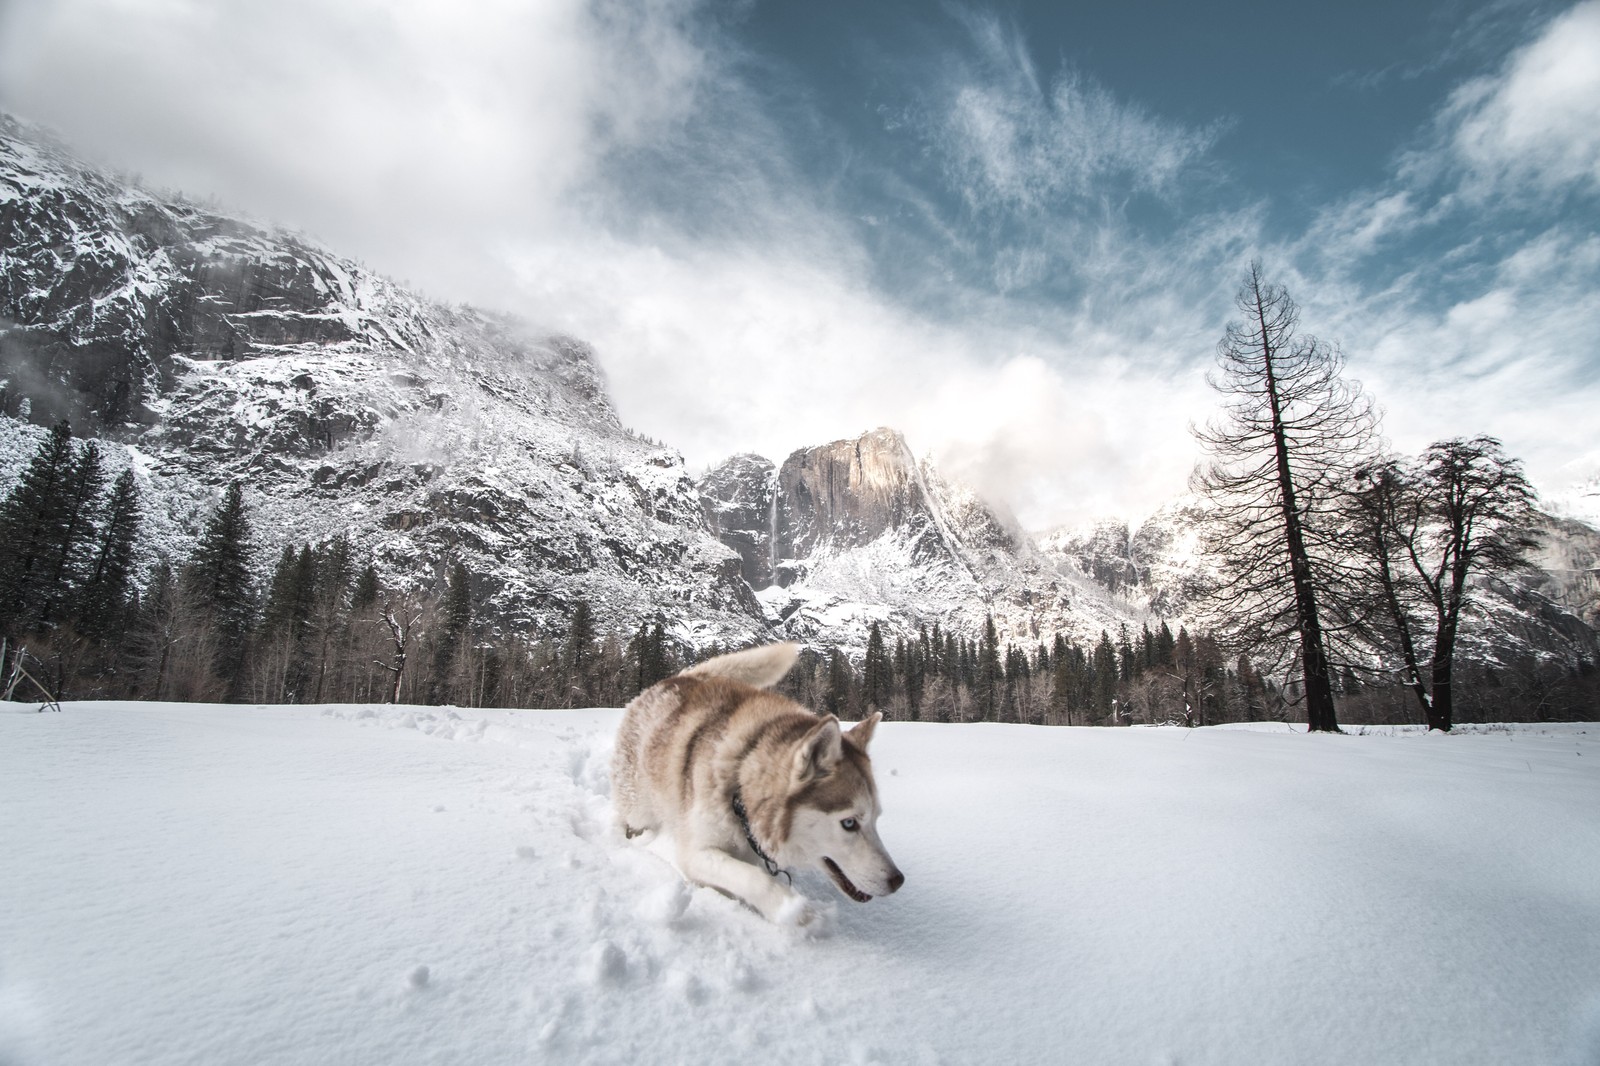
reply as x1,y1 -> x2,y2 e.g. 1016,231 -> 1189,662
611,642 -> 904,924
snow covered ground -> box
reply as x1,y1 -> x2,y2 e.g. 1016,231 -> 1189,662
2,702 -> 1598,1066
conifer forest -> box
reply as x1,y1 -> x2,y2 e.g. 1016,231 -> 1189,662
4,416 -> 1593,725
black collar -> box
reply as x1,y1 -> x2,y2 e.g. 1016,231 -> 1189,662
731,786 -> 788,881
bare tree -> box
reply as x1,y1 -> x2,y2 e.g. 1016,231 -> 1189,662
1193,263 -> 1378,732
375,597 -> 425,704
1351,437 -> 1539,731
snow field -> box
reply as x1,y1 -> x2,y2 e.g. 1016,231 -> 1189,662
1,702 -> 1598,1065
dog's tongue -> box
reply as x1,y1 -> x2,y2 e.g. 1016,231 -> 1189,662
823,857 -> 873,903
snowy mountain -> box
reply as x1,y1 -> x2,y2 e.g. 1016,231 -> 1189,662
0,114 -> 763,644
1036,499 -> 1215,620
1528,514 -> 1600,631
1041,495 -> 1600,675
699,427 -> 1158,649
3,113 -> 1596,673
1544,472 -> 1600,529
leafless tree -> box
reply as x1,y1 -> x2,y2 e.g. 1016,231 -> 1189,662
1351,437 -> 1540,730
1193,263 -> 1378,732
375,597 -> 425,705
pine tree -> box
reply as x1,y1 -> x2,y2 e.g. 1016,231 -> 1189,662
862,621 -> 891,713
1193,263 -> 1377,732
825,648 -> 856,719
75,467 -> 141,641
640,620 -> 671,690
307,535 -> 353,702
39,440 -> 107,626
1117,623 -> 1136,682
976,614 -> 1002,721
905,629 -> 927,721
124,558 -> 178,700
262,546 -> 304,637
430,562 -> 473,705
561,598 -> 595,706
1092,630 -> 1118,725
186,482 -> 257,693
0,421 -> 79,636
1156,622 -> 1177,668
351,565 -> 380,610
1050,649 -> 1072,726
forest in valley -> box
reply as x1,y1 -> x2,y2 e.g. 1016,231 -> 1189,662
2,416 -> 1594,725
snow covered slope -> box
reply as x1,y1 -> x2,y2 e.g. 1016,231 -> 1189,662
700,428 -> 1156,650
1040,496 -> 1600,675
0,115 -> 761,642
2,701 -> 1597,1065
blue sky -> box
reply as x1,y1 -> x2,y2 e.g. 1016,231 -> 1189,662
3,0 -> 1597,527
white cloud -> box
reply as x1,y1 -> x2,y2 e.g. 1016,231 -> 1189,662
1326,223 -> 1600,499
1,0 -> 1228,531
1282,2 -> 1600,505
505,236 -> 1208,530
937,10 -> 1220,216
6,0 -> 1594,534
904,355 -> 1203,530
0,0 -> 712,296
1427,0 -> 1600,199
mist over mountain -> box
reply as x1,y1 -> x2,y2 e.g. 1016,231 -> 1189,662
697,427 -> 1155,650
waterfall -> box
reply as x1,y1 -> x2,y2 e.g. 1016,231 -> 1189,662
767,485 -> 779,579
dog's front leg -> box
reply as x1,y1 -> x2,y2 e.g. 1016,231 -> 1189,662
676,844 -> 809,924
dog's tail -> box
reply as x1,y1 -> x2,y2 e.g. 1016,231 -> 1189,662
682,642 -> 800,690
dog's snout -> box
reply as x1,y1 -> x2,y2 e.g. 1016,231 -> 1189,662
886,869 -> 905,894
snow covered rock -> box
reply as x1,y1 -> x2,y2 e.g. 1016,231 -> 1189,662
701,427 -> 1158,650
0,114 -> 765,643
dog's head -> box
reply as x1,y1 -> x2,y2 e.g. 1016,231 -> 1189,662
778,712 -> 904,903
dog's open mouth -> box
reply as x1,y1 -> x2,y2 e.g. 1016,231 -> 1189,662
823,857 -> 873,903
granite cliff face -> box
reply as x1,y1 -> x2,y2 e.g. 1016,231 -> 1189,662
697,453 -> 778,590
0,115 -> 762,643
1529,515 -> 1600,631
697,428 -> 1154,650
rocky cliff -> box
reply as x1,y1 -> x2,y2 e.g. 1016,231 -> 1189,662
0,115 -> 762,643
698,428 -> 1155,650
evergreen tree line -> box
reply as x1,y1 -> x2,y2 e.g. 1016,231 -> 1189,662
0,424 -> 684,707
764,617 -> 1288,728
3,421 -> 1592,723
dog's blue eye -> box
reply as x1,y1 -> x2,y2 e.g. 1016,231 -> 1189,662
841,817 -> 859,832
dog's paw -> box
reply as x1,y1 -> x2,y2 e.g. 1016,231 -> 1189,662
775,895 -> 836,936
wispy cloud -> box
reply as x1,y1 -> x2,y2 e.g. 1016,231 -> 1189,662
1428,0 -> 1600,200
1284,1 -> 1600,501
3,0 -> 1596,527
931,10 -> 1223,216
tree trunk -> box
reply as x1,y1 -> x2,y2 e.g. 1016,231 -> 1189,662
1372,530 -> 1432,721
1257,293 -> 1339,733
1428,657 -> 1453,731
1427,615 -> 1458,732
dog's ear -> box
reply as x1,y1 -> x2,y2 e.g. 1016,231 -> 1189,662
846,711 -> 881,751
793,715 -> 843,782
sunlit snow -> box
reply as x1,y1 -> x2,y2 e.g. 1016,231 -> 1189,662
3,702 -> 1597,1065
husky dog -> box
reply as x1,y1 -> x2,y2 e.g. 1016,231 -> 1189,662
611,642 -> 904,924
